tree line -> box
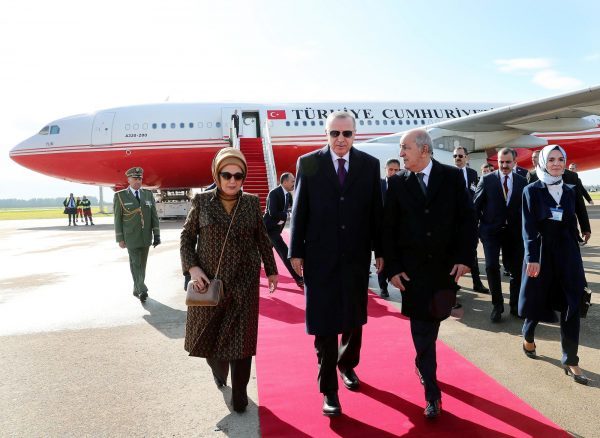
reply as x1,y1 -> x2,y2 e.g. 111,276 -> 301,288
0,197 -> 99,208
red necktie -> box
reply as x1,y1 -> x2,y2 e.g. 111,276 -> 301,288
503,175 -> 509,197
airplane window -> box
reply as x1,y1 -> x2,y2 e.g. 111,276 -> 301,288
134,123 -> 139,130
207,122 -> 213,128
421,120 -> 425,125
367,120 -> 372,125
375,120 -> 380,126
38,126 -> 49,135
414,120 -> 418,125
189,122 -> 194,128
198,122 -> 203,128
311,121 -> 316,126
294,121 -> 299,126
161,123 -> 167,129
216,122 -> 221,128
50,125 -> 60,135
180,122 -> 185,128
142,123 -> 147,130
319,121 -> 324,126
125,124 -> 131,130
152,123 -> 157,129
391,120 -> 396,125
302,121 -> 307,126
359,120 -> 364,126
286,121 -> 290,126
170,123 -> 176,129
399,120 -> 403,125
383,120 -> 388,125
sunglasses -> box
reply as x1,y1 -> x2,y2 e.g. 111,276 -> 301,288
329,130 -> 354,138
453,154 -> 465,158
219,171 -> 245,181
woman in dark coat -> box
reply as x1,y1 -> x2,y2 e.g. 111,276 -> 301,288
180,147 -> 278,412
519,144 -> 589,385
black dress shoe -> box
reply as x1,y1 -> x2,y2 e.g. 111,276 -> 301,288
424,399 -> 442,419
322,391 -> 341,417
490,307 -> 503,322
522,342 -> 536,359
564,366 -> 589,385
473,283 -> 490,294
139,291 -> 148,302
380,288 -> 389,298
340,369 -> 360,390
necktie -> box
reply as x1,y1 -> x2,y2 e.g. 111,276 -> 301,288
416,172 -> 427,195
503,175 -> 509,198
337,158 -> 347,186
135,190 -> 140,202
285,192 -> 291,210
463,168 -> 469,189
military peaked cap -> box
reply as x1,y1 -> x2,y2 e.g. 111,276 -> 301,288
125,167 -> 144,178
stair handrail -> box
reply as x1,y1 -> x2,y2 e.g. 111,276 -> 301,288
262,119 -> 278,191
230,123 -> 240,149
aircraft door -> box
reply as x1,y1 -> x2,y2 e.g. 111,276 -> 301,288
92,112 -> 115,145
241,111 -> 260,138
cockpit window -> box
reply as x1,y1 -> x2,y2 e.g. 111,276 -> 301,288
39,126 -> 49,135
50,125 -> 60,135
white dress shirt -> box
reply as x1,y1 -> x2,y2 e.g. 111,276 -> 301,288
330,148 -> 350,172
418,160 -> 433,186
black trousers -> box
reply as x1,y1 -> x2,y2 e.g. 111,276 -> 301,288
206,356 -> 252,410
471,255 -> 483,285
523,313 -> 580,366
410,318 -> 441,402
314,326 -> 362,393
268,230 -> 302,282
482,228 -> 523,310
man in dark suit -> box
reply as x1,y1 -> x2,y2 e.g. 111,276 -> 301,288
529,150 -> 592,244
264,172 -> 303,288
378,158 -> 401,298
289,111 -> 383,417
474,148 -> 527,322
383,129 -> 476,419
453,146 -> 489,294
569,163 -> 594,205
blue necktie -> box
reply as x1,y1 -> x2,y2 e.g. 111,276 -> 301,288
416,172 -> 427,195
135,190 -> 140,202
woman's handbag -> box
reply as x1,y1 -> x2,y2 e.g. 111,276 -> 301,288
185,199 -> 240,307
580,287 -> 592,318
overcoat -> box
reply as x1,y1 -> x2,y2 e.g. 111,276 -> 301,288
289,145 -> 383,335
518,181 -> 585,322
383,160 -> 477,320
113,188 -> 160,248
180,191 -> 277,359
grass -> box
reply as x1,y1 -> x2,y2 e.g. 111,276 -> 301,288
0,207 -> 111,221
590,192 -> 600,201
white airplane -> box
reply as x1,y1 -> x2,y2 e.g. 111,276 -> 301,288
9,85 -> 600,207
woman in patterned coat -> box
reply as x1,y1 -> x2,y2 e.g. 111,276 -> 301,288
180,147 -> 278,413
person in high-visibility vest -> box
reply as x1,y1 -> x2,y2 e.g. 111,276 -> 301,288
80,195 -> 94,225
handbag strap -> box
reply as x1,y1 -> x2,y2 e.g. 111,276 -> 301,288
214,197 -> 241,279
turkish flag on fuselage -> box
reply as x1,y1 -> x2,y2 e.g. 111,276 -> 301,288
267,110 -> 286,119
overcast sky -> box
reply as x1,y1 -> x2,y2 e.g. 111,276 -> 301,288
1,0 -> 599,199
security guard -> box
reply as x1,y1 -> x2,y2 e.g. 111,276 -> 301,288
114,167 -> 160,302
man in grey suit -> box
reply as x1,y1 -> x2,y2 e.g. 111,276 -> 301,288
290,111 -> 383,417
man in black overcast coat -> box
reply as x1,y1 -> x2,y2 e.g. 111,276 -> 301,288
289,111 -> 383,417
383,128 -> 476,419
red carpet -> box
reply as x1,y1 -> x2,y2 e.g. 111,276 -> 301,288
256,236 -> 567,437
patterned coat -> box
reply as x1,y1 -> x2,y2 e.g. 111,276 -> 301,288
180,190 -> 277,360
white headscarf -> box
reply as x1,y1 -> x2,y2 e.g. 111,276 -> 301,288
535,144 -> 567,185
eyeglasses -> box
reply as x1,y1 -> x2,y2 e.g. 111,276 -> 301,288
219,172 -> 245,181
453,154 -> 465,158
329,130 -> 354,138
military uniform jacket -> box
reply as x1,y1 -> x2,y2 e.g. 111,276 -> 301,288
113,188 -> 160,248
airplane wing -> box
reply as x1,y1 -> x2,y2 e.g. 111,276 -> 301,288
363,85 -> 600,151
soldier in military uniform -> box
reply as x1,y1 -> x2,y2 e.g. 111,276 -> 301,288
113,167 -> 161,302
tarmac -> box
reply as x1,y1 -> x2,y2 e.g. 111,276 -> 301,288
1,211 -> 599,437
